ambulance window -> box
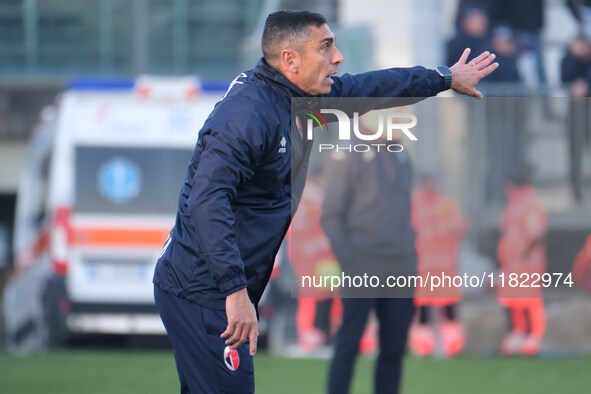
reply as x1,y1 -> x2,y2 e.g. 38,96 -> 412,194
74,146 -> 192,214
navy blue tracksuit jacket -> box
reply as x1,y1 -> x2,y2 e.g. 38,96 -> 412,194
153,58 -> 446,310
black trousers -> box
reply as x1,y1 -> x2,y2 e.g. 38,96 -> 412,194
327,297 -> 415,394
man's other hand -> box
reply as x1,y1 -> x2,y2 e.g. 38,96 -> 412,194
450,48 -> 499,99
221,288 -> 258,356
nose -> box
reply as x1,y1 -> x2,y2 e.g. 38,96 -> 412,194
333,46 -> 344,64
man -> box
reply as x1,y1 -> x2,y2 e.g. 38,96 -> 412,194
409,173 -> 469,357
561,34 -> 591,202
320,126 -> 467,391
321,122 -> 420,394
497,173 -> 547,356
153,10 -> 497,394
287,171 -> 341,352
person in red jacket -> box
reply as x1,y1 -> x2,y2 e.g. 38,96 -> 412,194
289,173 -> 342,351
497,173 -> 547,356
290,173 -> 378,355
409,174 -> 469,357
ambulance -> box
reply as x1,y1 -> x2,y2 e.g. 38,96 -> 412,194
3,76 -> 224,351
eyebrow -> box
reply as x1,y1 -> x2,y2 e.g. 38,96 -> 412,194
320,36 -> 335,46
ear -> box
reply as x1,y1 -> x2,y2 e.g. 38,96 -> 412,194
279,48 -> 300,74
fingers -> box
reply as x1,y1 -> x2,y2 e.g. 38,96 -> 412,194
223,289 -> 258,353
249,327 -> 258,356
220,321 -> 235,340
449,49 -> 498,99
475,53 -> 496,71
480,62 -> 499,77
458,48 -> 471,64
221,320 -> 258,352
464,87 -> 482,100
470,50 -> 491,66
222,322 -> 245,348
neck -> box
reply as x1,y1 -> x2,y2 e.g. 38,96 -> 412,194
255,58 -> 310,97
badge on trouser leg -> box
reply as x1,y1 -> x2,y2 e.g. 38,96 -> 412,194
224,346 -> 240,371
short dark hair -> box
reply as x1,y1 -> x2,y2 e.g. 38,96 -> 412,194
262,10 -> 327,64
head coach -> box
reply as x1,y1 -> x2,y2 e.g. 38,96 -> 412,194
152,9 -> 497,394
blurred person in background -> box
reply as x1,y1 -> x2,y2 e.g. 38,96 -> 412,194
486,26 -> 522,84
481,25 -> 526,203
291,168 -> 377,356
449,3 -> 526,205
288,170 -> 342,352
496,172 -> 547,356
561,34 -> 591,202
454,0 -> 494,30
408,173 -> 470,358
321,123 -> 418,394
489,0 -> 546,87
448,5 -> 492,67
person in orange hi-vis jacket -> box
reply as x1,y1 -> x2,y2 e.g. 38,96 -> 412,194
573,234 -> 591,292
409,173 -> 469,357
289,173 -> 343,352
497,173 -> 547,356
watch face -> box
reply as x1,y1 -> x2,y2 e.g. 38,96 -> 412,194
436,65 -> 452,77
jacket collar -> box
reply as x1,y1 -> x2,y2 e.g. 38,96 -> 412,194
252,58 -> 312,98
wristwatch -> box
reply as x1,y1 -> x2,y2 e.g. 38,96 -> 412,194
435,65 -> 453,91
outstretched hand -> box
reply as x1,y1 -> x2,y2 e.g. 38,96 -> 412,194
449,48 -> 498,99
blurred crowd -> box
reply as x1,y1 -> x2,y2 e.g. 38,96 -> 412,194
448,0 -> 591,91
444,0 -> 591,203
448,0 -> 545,89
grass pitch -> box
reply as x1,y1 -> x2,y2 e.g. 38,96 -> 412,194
0,350 -> 589,393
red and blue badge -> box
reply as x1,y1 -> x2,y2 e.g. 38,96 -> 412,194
224,346 -> 240,371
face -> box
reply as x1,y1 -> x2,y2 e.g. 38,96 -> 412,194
463,11 -> 488,38
492,36 -> 515,57
292,24 -> 344,96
